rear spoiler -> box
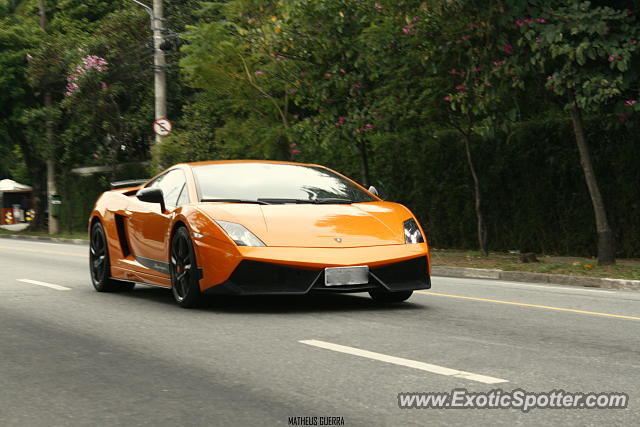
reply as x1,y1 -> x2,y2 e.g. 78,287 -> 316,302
110,179 -> 147,190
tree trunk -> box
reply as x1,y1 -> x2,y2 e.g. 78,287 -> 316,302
462,132 -> 488,256
568,102 -> 615,265
29,170 -> 46,231
357,139 -> 370,188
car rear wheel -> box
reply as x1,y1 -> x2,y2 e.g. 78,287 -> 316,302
369,290 -> 413,303
170,226 -> 202,308
90,221 -> 134,292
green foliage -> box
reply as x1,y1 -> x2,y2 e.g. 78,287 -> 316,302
517,1 -> 640,113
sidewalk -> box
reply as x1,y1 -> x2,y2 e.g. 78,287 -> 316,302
432,266 -> 640,291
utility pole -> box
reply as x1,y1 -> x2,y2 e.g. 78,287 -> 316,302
38,0 -> 59,235
131,0 -> 167,160
153,0 -> 167,145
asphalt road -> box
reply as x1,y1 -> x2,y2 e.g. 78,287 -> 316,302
1,238 -> 638,426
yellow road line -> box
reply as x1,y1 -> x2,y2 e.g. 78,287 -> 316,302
0,244 -> 86,258
415,291 -> 640,321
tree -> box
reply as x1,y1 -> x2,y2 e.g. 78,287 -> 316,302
516,1 -> 640,264
179,0 -> 298,162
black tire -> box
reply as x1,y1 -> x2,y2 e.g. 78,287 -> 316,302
369,290 -> 413,303
170,226 -> 202,308
90,221 -> 134,292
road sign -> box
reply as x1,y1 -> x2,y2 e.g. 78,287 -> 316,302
153,118 -> 173,137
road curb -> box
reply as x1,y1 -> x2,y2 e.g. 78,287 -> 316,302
0,233 -> 88,245
432,266 -> 640,291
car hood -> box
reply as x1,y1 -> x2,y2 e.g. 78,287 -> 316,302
196,202 -> 410,248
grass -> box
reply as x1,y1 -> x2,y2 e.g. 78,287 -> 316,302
430,249 -> 640,281
0,227 -> 88,240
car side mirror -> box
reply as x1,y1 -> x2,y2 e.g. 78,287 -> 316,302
368,185 -> 383,199
136,187 -> 166,213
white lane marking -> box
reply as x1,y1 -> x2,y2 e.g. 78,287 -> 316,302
17,279 -> 71,291
300,339 -> 508,384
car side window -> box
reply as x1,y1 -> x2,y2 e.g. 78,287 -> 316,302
146,169 -> 188,208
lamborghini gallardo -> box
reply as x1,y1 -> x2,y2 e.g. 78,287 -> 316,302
89,161 -> 431,307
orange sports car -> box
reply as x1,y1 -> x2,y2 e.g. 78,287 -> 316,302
89,160 -> 431,307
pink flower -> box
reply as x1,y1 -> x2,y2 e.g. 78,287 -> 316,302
291,148 -> 301,156
26,53 -> 33,60
535,38 -> 542,44
402,23 -> 415,35
443,95 -> 451,101
364,123 -> 374,130
455,84 -> 467,91
546,75 -> 553,80
450,68 -> 457,75
339,68 -> 346,74
254,71 -> 264,76
336,116 -> 346,126
100,82 -> 108,90
503,44 -> 513,54
515,19 -> 525,27
352,82 -> 363,89
324,72 -> 332,77
632,40 -> 638,45
536,18 -> 545,23
374,3 -> 382,9
624,100 -> 637,107
608,55 -> 615,62
92,153 -> 100,159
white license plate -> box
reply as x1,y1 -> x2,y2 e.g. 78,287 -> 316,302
324,266 -> 369,286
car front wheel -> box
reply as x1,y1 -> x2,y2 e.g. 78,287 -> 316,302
170,226 -> 202,308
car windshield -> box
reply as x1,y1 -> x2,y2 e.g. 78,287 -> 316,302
192,163 -> 375,204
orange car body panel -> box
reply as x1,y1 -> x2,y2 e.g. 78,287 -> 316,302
89,160 -> 431,293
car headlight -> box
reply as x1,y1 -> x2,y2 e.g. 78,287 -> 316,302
404,218 -> 424,244
215,220 -> 266,247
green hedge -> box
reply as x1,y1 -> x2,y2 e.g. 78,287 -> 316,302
362,118 -> 640,257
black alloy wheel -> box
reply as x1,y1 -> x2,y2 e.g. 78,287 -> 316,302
170,226 -> 202,308
368,290 -> 413,303
90,221 -> 134,292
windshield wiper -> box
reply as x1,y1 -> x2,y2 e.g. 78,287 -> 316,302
313,198 -> 354,204
201,198 -> 271,205
257,198 -> 353,205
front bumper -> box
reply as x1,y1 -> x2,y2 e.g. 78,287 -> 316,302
203,256 -> 431,296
